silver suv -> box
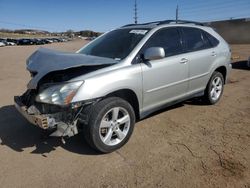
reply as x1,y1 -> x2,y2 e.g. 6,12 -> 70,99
14,20 -> 231,153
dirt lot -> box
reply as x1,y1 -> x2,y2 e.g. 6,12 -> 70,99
0,41 -> 249,188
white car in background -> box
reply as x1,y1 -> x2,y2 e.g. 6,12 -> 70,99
6,41 -> 16,46
0,42 -> 5,47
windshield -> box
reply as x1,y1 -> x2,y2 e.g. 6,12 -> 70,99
78,28 -> 149,60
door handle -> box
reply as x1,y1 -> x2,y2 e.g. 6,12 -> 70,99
180,58 -> 188,64
211,51 -> 217,57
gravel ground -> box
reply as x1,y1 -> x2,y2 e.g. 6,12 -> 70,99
0,40 -> 249,188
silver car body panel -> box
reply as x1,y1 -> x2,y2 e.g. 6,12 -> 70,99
141,53 -> 189,112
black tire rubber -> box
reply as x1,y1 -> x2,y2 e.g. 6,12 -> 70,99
83,97 -> 136,153
203,71 -> 224,105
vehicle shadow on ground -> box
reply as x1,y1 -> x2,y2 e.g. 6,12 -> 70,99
231,61 -> 250,70
184,98 -> 208,106
0,99 -> 209,155
0,105 -> 99,156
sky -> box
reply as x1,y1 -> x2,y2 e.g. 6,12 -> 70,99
0,0 -> 250,32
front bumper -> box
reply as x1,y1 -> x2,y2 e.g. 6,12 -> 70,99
14,91 -> 98,137
14,96 -> 55,129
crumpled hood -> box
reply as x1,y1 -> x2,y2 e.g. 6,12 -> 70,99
26,48 -> 117,89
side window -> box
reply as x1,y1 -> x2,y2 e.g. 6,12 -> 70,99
202,31 -> 219,47
143,28 -> 183,57
201,31 -> 212,48
182,27 -> 211,52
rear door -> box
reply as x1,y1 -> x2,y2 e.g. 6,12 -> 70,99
180,27 -> 216,93
140,27 -> 189,112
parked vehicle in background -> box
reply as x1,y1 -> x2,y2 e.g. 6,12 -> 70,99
17,38 -> 33,45
0,41 -> 5,47
0,38 -> 16,46
0,39 -> 8,46
32,38 -> 47,45
51,38 -> 60,42
57,38 -> 63,42
7,41 -> 16,45
14,20 -> 231,153
45,38 -> 53,43
6,38 -> 17,45
61,38 -> 68,42
247,56 -> 250,67
0,37 -> 68,46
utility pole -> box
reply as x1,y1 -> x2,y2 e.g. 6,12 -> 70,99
176,5 -> 179,23
134,0 -> 138,24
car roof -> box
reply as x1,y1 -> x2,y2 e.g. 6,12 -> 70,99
121,20 -> 206,30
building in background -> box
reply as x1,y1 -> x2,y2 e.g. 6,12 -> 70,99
206,18 -> 250,44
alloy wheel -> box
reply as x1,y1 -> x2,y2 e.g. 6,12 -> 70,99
99,107 -> 131,146
210,76 -> 223,101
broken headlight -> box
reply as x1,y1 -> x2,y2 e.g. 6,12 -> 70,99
35,81 -> 84,105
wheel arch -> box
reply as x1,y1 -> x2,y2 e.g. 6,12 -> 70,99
106,89 -> 140,121
214,66 -> 227,84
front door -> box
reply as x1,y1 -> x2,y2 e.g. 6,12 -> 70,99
140,27 -> 189,112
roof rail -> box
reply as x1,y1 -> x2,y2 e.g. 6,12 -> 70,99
121,21 -> 159,28
121,20 -> 204,28
163,20 -> 204,26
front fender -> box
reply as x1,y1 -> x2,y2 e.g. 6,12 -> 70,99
72,64 -> 143,109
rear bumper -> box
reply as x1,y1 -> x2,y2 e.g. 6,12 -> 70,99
14,96 -> 54,129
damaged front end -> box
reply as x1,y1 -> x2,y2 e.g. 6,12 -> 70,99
14,47 -> 115,140
14,88 -> 97,139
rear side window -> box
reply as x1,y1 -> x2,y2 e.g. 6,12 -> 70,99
182,27 -> 212,52
143,27 -> 183,57
202,31 -> 219,47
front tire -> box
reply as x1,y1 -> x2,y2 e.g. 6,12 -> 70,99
203,71 -> 224,105
84,97 -> 135,153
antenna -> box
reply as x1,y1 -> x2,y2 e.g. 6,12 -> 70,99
176,5 -> 179,23
134,0 -> 138,24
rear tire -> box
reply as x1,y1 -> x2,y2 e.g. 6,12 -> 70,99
83,97 -> 135,153
203,71 -> 224,105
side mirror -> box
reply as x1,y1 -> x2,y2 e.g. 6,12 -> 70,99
143,47 -> 165,61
